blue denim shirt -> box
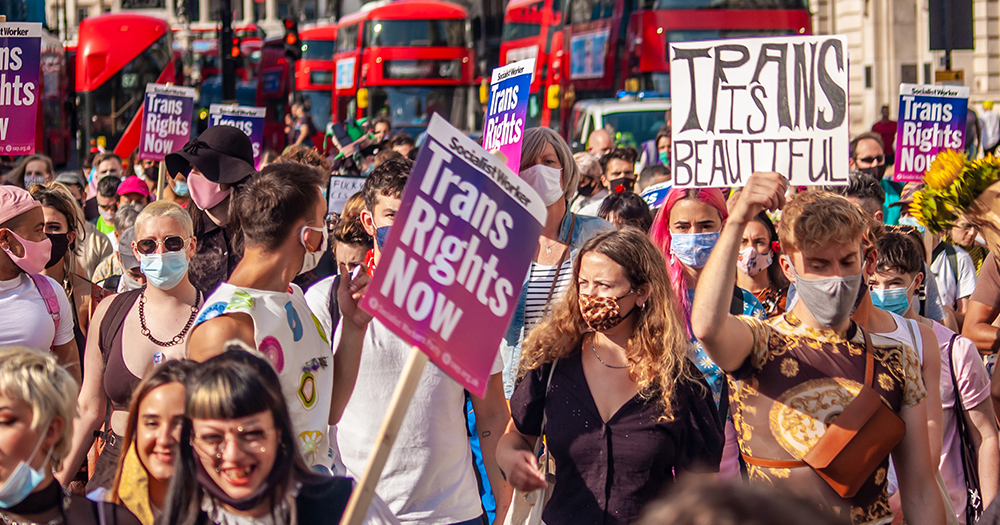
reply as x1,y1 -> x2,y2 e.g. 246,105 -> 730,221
500,211 -> 616,398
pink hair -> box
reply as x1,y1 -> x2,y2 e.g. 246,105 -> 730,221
649,188 -> 729,327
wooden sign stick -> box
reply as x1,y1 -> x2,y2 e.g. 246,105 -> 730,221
156,160 -> 166,201
339,347 -> 430,525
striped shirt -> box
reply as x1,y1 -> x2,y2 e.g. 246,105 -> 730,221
523,258 -> 574,334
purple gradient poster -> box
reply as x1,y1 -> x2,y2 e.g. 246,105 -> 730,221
361,114 -> 546,397
893,83 -> 970,182
482,58 -> 535,174
138,83 -> 196,161
0,23 -> 42,154
209,104 -> 266,167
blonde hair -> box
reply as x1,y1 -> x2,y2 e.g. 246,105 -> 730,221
134,200 -> 194,239
778,190 -> 868,254
521,128 -> 580,208
573,151 -> 602,181
520,228 -> 697,419
0,347 -> 78,470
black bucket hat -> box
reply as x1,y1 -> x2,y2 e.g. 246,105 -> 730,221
165,125 -> 256,185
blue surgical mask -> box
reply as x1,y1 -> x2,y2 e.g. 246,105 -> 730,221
140,250 -> 189,290
172,181 -> 189,197
870,282 -> 915,316
0,423 -> 52,508
376,226 -> 391,250
670,232 -> 719,269
899,216 -> 926,234
659,152 -> 670,168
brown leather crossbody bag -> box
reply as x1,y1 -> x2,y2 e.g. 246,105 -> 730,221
743,328 -> 907,498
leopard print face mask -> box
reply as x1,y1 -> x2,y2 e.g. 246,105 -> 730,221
579,291 -> 635,332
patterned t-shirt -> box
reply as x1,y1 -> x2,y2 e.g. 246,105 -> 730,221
193,282 -> 335,470
689,287 -> 766,405
732,313 -> 926,525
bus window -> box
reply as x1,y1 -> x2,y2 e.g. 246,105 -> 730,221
653,0 -> 806,8
364,20 -> 466,47
302,39 -> 338,60
302,91 -> 332,133
569,0 -> 614,24
337,24 -> 359,52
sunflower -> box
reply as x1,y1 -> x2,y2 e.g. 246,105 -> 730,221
923,149 -> 966,191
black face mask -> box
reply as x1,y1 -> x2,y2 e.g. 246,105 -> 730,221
608,178 -> 635,194
857,164 -> 886,180
45,233 -> 70,269
577,180 -> 598,198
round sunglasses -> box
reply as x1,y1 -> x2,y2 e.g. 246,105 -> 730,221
135,236 -> 189,255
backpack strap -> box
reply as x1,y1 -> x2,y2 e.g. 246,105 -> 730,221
328,275 -> 342,334
98,290 -> 142,366
932,242 -> 960,291
729,286 -> 745,316
28,274 -> 60,348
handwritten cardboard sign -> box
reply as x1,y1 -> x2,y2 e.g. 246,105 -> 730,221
482,58 -> 535,174
361,114 -> 546,397
669,35 -> 850,188
138,84 -> 196,161
893,83 -> 970,182
0,23 -> 41,154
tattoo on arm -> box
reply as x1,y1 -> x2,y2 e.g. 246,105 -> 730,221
481,430 -> 491,438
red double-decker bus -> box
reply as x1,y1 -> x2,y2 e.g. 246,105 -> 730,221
500,0 -> 563,130
557,0 -> 811,131
297,24 -> 338,147
76,13 -> 177,157
332,0 -> 477,135
256,36 -> 292,153
38,31 -> 71,165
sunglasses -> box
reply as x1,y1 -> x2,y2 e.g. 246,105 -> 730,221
135,236 -> 188,255
857,155 -> 885,165
98,203 -> 118,212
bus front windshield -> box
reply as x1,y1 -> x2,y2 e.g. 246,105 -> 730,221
302,39 -> 338,60
369,86 -> 467,130
600,109 -> 669,147
365,19 -> 466,47
303,90 -> 333,134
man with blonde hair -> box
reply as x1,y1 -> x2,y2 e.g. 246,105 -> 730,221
692,172 -> 947,524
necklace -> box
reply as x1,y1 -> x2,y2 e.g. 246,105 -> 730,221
0,489 -> 71,525
590,335 -> 629,369
139,287 -> 201,347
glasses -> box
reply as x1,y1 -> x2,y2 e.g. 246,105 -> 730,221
98,203 -> 118,212
135,236 -> 188,254
857,155 -> 885,165
192,426 -> 274,458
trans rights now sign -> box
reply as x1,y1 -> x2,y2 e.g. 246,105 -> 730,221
482,58 -> 535,174
138,84 -> 196,161
0,23 -> 41,154
361,114 -> 546,397
670,35 -> 850,188
208,104 -> 266,167
893,84 -> 969,182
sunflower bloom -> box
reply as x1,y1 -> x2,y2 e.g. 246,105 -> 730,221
924,149 -> 966,190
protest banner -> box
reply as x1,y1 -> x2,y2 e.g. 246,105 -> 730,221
482,58 -> 535,173
208,104 -> 266,167
0,23 -> 41,154
893,83 -> 969,182
340,114 -> 546,525
327,175 -> 367,214
138,83 -> 196,161
669,35 -> 850,188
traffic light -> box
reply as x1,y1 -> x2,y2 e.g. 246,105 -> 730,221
230,37 -> 241,58
283,19 -> 301,61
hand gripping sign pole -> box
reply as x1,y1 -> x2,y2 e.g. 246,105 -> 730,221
339,114 -> 547,525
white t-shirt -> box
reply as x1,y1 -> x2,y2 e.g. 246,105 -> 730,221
522,259 -> 573,333
195,282 -> 335,471
0,273 -> 74,351
931,244 -> 978,308
337,319 -> 503,525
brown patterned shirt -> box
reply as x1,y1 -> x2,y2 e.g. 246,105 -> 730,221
731,313 -> 926,525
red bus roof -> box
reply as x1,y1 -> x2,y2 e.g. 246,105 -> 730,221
506,0 -> 545,11
300,24 -> 338,39
338,0 -> 467,25
77,13 -> 169,92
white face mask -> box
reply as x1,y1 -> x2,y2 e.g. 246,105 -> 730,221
299,225 -> 328,275
519,164 -> 564,206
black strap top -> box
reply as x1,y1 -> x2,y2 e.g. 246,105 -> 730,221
98,290 -> 143,412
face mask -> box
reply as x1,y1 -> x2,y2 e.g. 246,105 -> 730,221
899,216 -> 926,234
1,230 -> 53,275
99,208 -> 116,224
737,246 -> 772,277
23,175 -> 46,188
870,282 -> 915,316
857,164 -> 887,179
188,173 -> 231,210
519,164 -> 564,206
576,180 -> 597,198
140,251 -> 189,290
786,256 -> 864,328
579,291 -> 635,332
119,271 -> 144,292
134,165 -> 146,179
172,181 -> 189,197
300,225 -> 328,275
88,166 -> 97,183
608,177 -> 635,194
659,152 -> 670,168
0,422 -> 53,508
375,225 -> 391,250
44,233 -> 70,270
670,232 -> 719,269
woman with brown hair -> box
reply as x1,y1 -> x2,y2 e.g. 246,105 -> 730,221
497,228 -> 723,525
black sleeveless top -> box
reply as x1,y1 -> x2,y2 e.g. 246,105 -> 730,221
3,479 -> 140,525
98,290 -> 143,412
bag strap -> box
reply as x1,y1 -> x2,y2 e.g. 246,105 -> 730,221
28,274 -> 61,343
946,333 -> 985,520
328,275 -> 342,333
534,358 -> 560,456
932,243 -> 961,290
98,290 -> 141,366
540,214 -> 576,319
862,327 -> 874,388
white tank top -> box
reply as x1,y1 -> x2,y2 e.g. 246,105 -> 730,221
880,312 -> 924,363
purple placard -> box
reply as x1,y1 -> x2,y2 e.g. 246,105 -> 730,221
138,83 -> 196,161
0,23 -> 42,155
209,104 -> 267,167
361,114 -> 546,397
482,58 -> 535,174
893,83 -> 970,182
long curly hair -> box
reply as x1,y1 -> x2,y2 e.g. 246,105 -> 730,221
519,228 -> 696,419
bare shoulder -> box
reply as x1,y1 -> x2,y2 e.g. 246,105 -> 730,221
187,313 -> 255,362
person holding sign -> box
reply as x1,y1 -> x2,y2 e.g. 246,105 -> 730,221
691,173 -> 947,524
498,228 -> 723,525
